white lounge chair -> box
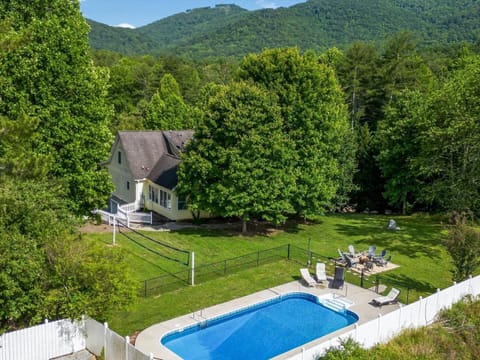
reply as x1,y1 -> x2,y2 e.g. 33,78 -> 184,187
372,288 -> 400,306
316,262 -> 327,283
300,268 -> 317,287
348,244 -> 356,256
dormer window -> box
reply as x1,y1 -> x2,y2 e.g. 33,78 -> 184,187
118,151 -> 122,164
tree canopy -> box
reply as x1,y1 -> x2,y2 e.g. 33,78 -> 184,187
177,82 -> 295,231
238,48 -> 354,217
0,177 -> 137,332
0,0 -> 137,333
0,0 -> 113,214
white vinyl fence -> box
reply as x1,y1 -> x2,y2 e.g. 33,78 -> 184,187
2,276 -> 479,360
0,317 -> 153,360
0,319 -> 85,360
286,274 -> 480,360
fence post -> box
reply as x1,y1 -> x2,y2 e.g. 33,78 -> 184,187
418,296 -> 423,326
375,275 -> 379,293
453,281 -> 457,303
125,336 -> 130,360
191,252 -> 195,286
377,313 -> 382,344
104,322 -> 108,360
287,244 -> 291,260
257,250 -> 260,266
307,238 -> 311,266
360,269 -> 364,288
224,260 -> 227,275
112,216 -> 116,246
144,280 -> 147,297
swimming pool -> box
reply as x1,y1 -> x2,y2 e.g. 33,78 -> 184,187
161,293 -> 358,360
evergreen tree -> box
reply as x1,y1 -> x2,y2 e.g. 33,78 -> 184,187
144,74 -> 194,130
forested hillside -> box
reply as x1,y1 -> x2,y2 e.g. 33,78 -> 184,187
87,0 -> 480,58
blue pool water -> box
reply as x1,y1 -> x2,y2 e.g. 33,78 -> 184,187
161,293 -> 358,360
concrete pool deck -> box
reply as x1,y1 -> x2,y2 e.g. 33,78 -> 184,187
135,279 -> 401,359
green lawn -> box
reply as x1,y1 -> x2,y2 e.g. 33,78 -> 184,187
85,213 -> 456,336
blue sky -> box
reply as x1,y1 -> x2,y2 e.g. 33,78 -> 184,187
80,0 -> 306,28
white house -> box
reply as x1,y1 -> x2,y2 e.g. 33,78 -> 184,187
103,130 -> 207,221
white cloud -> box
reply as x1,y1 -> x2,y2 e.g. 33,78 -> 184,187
256,0 -> 278,9
115,23 -> 136,29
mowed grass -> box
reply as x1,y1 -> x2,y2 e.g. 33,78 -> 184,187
84,213 -> 457,336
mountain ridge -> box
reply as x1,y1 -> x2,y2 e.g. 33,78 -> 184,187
87,0 -> 480,58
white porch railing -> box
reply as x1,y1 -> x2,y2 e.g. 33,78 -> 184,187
120,202 -> 137,213
95,202 -> 152,227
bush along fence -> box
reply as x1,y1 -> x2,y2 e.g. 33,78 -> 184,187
286,274 -> 480,360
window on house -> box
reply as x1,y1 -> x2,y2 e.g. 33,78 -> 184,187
178,196 -> 188,210
118,151 -> 122,164
148,185 -> 158,203
159,189 -> 171,209
126,181 -> 130,190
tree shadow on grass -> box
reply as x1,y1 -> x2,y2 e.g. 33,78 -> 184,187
380,273 -> 439,295
170,219 -> 304,238
335,219 -> 444,260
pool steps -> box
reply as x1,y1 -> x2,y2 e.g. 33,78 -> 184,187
319,297 -> 354,313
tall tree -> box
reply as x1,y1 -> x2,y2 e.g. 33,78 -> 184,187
417,55 -> 480,214
377,91 -> 427,214
238,48 -> 353,217
177,82 -> 295,232
0,177 -> 137,332
335,42 -> 378,130
0,0 -> 113,214
144,73 -> 194,130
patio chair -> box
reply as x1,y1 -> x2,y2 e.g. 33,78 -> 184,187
331,267 -> 345,289
375,255 -> 392,267
343,253 -> 359,268
316,262 -> 327,283
372,287 -> 400,306
367,245 -> 376,259
348,244 -> 356,256
337,249 -> 347,265
377,249 -> 387,258
300,268 -> 317,287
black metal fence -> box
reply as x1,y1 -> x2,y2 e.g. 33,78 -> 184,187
140,244 -> 293,297
139,244 -> 425,303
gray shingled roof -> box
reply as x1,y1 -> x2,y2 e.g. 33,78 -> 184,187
148,154 -> 181,189
113,130 -> 193,189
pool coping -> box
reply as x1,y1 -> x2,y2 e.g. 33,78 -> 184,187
135,279 -> 401,359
